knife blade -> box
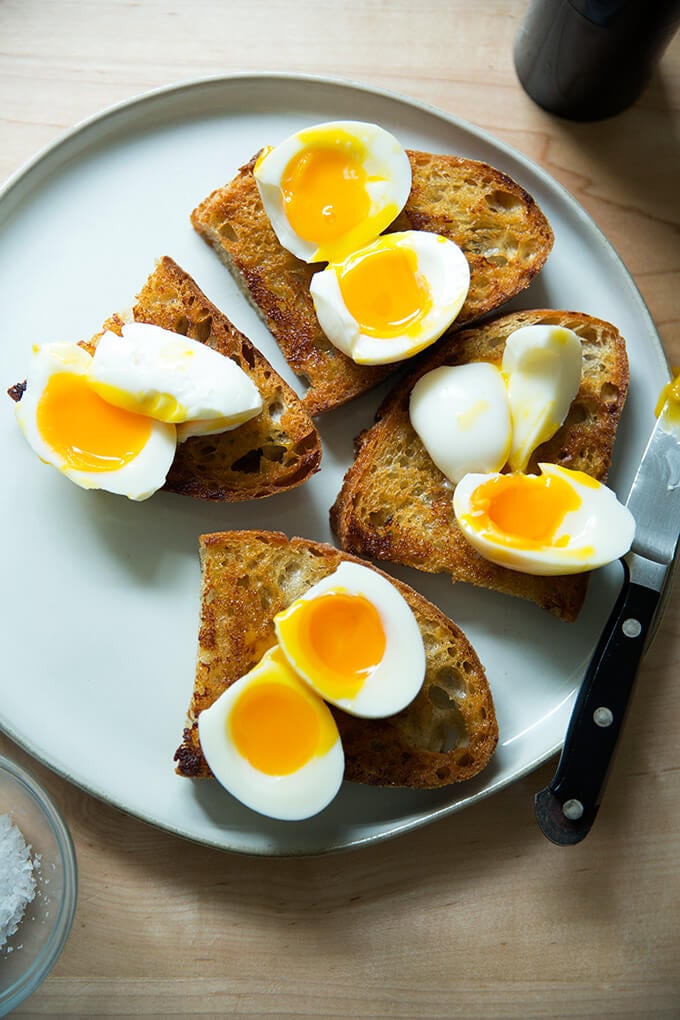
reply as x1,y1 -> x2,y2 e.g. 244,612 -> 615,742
535,385 -> 680,845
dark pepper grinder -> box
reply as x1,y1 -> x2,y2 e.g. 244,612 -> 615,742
514,0 -> 680,120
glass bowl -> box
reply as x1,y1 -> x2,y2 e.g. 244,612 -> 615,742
0,754 -> 77,1016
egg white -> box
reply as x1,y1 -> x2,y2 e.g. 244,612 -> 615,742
453,463 -> 635,575
274,561 -> 426,718
502,324 -> 583,472
14,341 -> 177,501
410,363 -> 512,483
198,647 -> 345,821
253,120 -> 412,263
310,231 -> 470,366
89,322 -> 263,436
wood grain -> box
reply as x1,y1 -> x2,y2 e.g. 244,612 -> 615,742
1,2 -> 679,1017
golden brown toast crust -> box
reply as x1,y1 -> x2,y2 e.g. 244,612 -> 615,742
104,256 -> 322,501
174,530 -> 498,789
330,309 -> 630,622
190,149 -> 554,415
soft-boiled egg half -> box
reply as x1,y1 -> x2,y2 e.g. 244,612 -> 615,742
502,324 -> 582,472
14,341 -> 177,501
410,362 -> 512,483
198,645 -> 345,821
409,324 -> 583,484
13,323 -> 263,500
273,561 -> 426,718
310,231 -> 470,365
89,322 -> 263,442
254,120 -> 412,264
452,463 -> 635,575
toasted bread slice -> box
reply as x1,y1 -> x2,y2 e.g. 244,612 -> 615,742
190,149 -> 554,415
330,309 -> 629,622
174,530 -> 498,789
103,256 -> 321,500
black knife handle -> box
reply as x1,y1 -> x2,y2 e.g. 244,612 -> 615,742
535,564 -> 660,846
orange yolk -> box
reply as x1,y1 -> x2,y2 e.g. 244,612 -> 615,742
276,591 -> 387,701
36,371 -> 152,473
470,472 -> 582,547
229,680 -> 326,776
655,371 -> 680,429
281,146 -> 370,245
338,244 -> 432,338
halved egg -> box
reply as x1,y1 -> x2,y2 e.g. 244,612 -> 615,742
88,322 -> 263,442
14,341 -> 176,501
197,645 -> 344,821
452,463 -> 635,575
253,120 -> 412,264
502,324 -> 582,472
273,561 -> 426,718
409,363 -> 512,483
310,231 -> 470,365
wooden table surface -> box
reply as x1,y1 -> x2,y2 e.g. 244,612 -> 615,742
2,2 -> 679,1017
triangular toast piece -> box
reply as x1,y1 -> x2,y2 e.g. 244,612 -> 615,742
174,530 -> 498,789
191,150 -> 554,415
103,256 -> 322,500
330,309 -> 629,622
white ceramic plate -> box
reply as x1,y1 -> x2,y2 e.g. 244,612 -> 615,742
0,74 -> 669,856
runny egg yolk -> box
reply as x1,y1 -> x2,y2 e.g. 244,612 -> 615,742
469,471 -> 584,547
281,145 -> 370,245
87,380 -> 189,424
655,371 -> 680,431
228,673 -> 337,776
338,244 -> 432,338
276,590 -> 387,701
36,371 -> 152,472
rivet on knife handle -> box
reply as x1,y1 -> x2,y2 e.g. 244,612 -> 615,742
535,557 -> 661,846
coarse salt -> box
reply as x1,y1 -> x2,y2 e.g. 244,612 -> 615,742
0,813 -> 37,951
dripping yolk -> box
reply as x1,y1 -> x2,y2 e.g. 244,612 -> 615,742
469,472 -> 582,547
656,371 -> 680,431
229,668 -> 336,776
275,590 -> 387,701
36,371 -> 152,473
281,145 -> 370,245
338,243 -> 432,338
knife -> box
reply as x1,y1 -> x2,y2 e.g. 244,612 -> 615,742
535,385 -> 680,845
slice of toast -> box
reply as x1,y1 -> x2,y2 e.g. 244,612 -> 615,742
103,256 -> 322,500
190,149 -> 554,415
174,530 -> 498,789
330,309 -> 630,622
